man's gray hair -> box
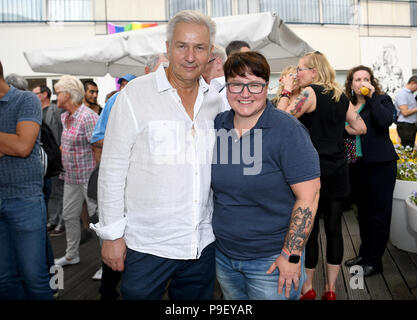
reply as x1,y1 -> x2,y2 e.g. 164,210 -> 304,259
145,53 -> 167,72
166,10 -> 216,46
54,75 -> 85,106
212,45 -> 227,63
5,73 -> 28,91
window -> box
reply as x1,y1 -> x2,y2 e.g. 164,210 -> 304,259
411,2 -> 417,27
322,0 -> 355,24
238,0 -> 259,15
48,0 -> 91,21
259,0 -> 320,24
166,0 -> 207,19
0,0 -> 43,22
211,0 -> 232,17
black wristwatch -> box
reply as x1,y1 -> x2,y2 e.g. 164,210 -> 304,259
281,249 -> 301,264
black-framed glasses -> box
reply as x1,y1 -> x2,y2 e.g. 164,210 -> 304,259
296,67 -> 312,73
207,57 -> 216,64
226,82 -> 268,94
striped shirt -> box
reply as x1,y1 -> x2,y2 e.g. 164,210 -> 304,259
61,104 -> 98,184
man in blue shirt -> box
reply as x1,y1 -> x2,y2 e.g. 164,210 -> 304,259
0,61 -> 53,300
395,75 -> 417,147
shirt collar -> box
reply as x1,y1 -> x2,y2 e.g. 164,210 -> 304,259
222,100 -> 275,130
0,86 -> 15,102
212,76 -> 226,85
65,103 -> 85,119
155,64 -> 209,94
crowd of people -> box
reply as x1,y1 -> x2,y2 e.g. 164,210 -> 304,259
0,9 -> 406,301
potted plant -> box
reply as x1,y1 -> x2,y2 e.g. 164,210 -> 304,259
391,144 -> 417,253
405,191 -> 417,233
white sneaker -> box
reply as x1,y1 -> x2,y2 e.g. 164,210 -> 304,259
54,255 -> 80,267
92,267 -> 103,280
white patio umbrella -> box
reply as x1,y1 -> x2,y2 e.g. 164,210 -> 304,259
23,12 -> 314,77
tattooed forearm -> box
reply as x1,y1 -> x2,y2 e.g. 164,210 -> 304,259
290,91 -> 309,115
283,206 -> 314,253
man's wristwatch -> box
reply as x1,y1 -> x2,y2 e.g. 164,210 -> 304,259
281,249 -> 301,264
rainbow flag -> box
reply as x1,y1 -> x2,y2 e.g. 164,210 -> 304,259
106,22 -> 158,88
107,22 -> 157,34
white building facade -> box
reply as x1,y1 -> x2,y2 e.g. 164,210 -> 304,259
1,0 -> 416,103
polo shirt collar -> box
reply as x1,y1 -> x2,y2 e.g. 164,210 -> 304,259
155,64 -> 209,94
222,99 -> 275,130
0,85 -> 15,102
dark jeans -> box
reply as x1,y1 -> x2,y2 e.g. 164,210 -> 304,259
121,243 -> 215,300
397,122 -> 417,148
0,196 -> 53,300
350,158 -> 397,270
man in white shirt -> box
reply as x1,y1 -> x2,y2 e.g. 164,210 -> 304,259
202,44 -> 230,111
91,10 -> 223,300
395,75 -> 417,147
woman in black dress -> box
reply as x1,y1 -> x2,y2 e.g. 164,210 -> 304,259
279,52 -> 366,300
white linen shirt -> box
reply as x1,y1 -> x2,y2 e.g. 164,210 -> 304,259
91,65 -> 223,260
210,76 -> 231,111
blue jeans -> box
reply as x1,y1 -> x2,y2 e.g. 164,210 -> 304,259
121,243 -> 215,300
0,196 -> 53,300
215,248 -> 306,300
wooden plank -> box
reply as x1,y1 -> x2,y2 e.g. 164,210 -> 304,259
381,247 -> 415,300
57,234 -> 102,299
386,241 -> 417,290
408,251 -> 417,268
319,218 -> 348,300
343,210 -> 392,300
341,213 -> 370,300
412,287 -> 417,300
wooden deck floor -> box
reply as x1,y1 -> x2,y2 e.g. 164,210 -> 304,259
50,209 -> 417,300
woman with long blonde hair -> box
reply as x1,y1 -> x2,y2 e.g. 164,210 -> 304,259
281,51 -> 366,300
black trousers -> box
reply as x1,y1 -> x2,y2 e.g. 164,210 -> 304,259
349,158 -> 397,270
396,122 -> 416,148
305,196 -> 345,268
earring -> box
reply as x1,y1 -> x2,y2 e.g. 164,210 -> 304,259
351,89 -> 355,96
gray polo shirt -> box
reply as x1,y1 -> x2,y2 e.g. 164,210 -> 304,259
0,86 -> 43,199
395,87 -> 417,124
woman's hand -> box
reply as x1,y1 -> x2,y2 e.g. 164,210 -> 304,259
281,73 -> 296,92
361,81 -> 375,97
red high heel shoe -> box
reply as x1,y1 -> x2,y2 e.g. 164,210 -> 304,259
299,288 -> 316,300
321,291 -> 336,300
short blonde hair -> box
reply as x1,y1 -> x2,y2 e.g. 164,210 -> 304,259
54,75 -> 85,106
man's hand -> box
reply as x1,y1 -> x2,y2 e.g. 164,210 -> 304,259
266,255 -> 301,298
102,238 -> 127,272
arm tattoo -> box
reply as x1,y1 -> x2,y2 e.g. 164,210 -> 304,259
283,206 -> 314,253
290,91 -> 309,115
